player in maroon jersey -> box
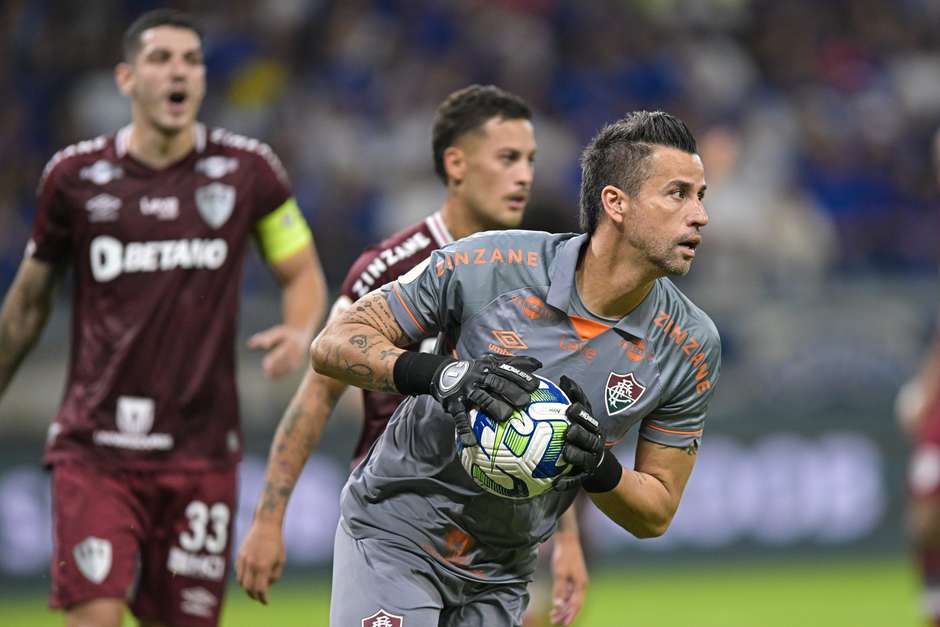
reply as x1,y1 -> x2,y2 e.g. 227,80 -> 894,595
899,127 -> 940,626
236,84 -> 588,626
0,10 -> 327,627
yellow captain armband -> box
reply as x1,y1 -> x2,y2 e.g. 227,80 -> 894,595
254,197 -> 313,262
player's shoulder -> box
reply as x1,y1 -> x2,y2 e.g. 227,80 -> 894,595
349,218 -> 438,272
444,229 -> 575,255
374,217 -> 440,256
39,133 -> 115,188
655,278 -> 721,347
342,217 -> 440,299
431,230 -> 576,295
440,229 -> 578,277
205,126 -> 288,183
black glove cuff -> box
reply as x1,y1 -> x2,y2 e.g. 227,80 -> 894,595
393,351 -> 453,397
582,449 -> 623,493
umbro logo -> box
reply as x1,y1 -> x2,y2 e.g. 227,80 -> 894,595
492,329 -> 527,350
85,194 -> 121,222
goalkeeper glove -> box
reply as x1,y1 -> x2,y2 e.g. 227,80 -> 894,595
553,375 -> 623,493
393,352 -> 542,446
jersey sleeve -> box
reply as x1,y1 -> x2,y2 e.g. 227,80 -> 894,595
640,322 -> 722,448
381,248 -> 463,343
250,149 -> 312,263
29,162 -> 72,265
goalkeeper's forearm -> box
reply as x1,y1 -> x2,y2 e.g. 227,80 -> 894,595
587,439 -> 695,539
310,291 -> 413,394
588,469 -> 677,538
253,369 -> 346,525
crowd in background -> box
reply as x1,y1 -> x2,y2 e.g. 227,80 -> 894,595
0,3 -> 932,595
2,0 -> 940,302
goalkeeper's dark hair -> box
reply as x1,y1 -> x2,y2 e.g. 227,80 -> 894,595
579,111 -> 698,235
432,84 -> 532,184
123,9 -> 203,62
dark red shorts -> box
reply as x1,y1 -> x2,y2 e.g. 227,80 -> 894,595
50,462 -> 237,626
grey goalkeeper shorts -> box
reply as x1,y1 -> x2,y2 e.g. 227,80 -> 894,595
330,521 -> 529,627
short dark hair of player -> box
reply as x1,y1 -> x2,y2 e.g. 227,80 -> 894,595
579,111 -> 698,235
122,9 -> 203,62
431,84 -> 532,184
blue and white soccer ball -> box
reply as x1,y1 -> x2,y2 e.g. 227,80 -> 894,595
457,375 -> 573,499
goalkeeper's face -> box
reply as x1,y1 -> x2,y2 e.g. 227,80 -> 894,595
118,26 -> 206,136
621,146 -> 709,277
455,117 -> 536,231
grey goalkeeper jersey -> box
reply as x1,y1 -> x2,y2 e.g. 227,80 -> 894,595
340,231 -> 721,583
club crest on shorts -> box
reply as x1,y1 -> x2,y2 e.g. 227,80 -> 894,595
73,536 -> 112,584
195,183 -> 235,228
605,372 -> 646,416
361,608 -> 404,627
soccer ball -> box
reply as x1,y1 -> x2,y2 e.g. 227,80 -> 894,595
457,375 -> 573,499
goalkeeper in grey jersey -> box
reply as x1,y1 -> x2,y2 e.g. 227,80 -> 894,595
313,110 -> 721,627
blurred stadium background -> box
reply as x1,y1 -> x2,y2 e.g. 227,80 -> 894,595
1,0 -> 938,624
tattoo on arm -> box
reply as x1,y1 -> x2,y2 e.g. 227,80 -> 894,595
314,291 -> 412,393
258,403 -> 322,515
346,297 -> 410,347
350,334 -> 369,352
656,442 -> 698,456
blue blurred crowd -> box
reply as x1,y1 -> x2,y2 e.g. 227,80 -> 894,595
2,0 -> 939,296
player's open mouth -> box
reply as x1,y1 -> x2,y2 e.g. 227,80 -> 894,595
167,91 -> 188,113
506,194 -> 527,210
677,237 -> 700,256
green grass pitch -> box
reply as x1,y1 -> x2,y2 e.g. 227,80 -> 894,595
2,556 -> 921,626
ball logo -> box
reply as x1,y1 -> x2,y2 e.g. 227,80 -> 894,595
361,609 -> 403,627
605,372 -> 646,416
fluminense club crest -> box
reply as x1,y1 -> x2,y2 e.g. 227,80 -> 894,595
74,536 -> 112,584
362,608 -> 403,627
605,372 -> 646,416
195,183 -> 235,228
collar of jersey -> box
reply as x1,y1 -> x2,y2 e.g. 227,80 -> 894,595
545,233 -> 658,340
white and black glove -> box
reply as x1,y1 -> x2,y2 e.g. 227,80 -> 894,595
553,375 -> 623,493
394,352 -> 542,447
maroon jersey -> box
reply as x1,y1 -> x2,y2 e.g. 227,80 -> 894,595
338,211 -> 453,463
31,124 -> 293,471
